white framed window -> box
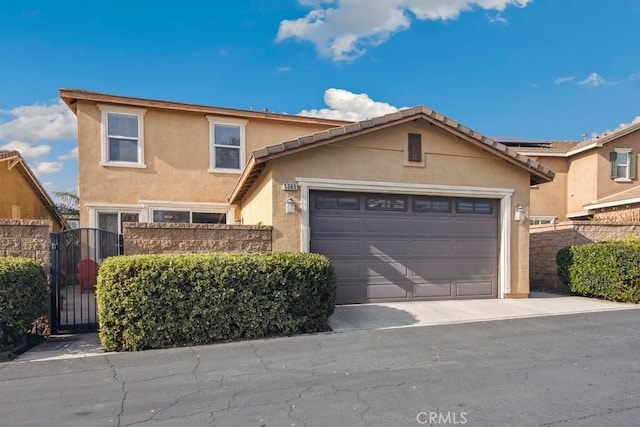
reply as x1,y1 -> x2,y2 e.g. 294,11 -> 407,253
141,200 -> 234,225
96,211 -> 140,234
98,104 -> 146,167
207,116 -> 247,173
151,209 -> 227,224
530,216 -> 556,226
610,148 -> 636,182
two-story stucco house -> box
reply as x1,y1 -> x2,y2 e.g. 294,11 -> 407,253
505,121 -> 640,223
60,89 -> 554,304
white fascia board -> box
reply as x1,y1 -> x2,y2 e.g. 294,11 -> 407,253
584,197 -> 640,211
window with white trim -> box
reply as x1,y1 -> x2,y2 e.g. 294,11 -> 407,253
99,105 -> 146,167
97,211 -> 140,234
152,209 -> 227,224
530,216 -> 556,226
207,116 -> 247,173
610,149 -> 636,181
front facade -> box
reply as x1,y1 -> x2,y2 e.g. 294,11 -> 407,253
510,122 -> 640,223
0,150 -> 67,231
62,89 -> 553,304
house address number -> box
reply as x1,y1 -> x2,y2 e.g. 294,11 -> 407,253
282,183 -> 298,191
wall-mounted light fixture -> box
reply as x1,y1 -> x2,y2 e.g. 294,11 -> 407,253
285,195 -> 296,214
514,203 -> 526,221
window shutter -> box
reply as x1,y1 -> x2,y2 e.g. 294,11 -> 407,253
610,151 -> 617,178
408,133 -> 422,162
631,152 -> 637,179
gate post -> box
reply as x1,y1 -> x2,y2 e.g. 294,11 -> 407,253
49,233 -> 59,335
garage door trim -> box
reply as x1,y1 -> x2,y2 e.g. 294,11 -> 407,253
296,177 -> 515,298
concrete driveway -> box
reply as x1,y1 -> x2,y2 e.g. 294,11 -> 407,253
329,291 -> 640,331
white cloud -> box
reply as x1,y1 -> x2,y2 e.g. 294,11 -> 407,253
0,99 -> 77,142
297,88 -> 408,121
590,116 -> 640,139
554,76 -> 575,85
276,66 -> 292,73
579,72 -> 606,87
0,140 -> 52,158
277,0 -> 533,61
58,147 -> 79,161
34,161 -> 63,174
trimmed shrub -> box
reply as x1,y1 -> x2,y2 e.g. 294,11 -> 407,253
0,257 -> 47,352
97,252 -> 336,351
556,237 -> 640,302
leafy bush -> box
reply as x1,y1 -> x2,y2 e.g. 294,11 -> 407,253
0,257 -> 47,352
556,237 -> 640,302
97,252 -> 336,351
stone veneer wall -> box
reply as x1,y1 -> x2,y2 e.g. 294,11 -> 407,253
0,219 -> 51,268
530,221 -> 640,292
123,223 -> 272,255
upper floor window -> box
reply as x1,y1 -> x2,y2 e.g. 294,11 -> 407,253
98,105 -> 146,167
610,149 -> 636,181
207,116 -> 247,173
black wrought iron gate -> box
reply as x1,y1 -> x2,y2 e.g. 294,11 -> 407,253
50,229 -> 123,334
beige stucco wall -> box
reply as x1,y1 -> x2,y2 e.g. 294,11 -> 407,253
240,120 -> 533,296
76,100 -> 338,226
239,166 -> 274,226
0,164 -> 63,231
565,151 -> 598,215
529,156 -> 568,220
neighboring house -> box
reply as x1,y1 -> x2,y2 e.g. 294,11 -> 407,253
61,89 -> 554,304
505,121 -> 640,223
0,150 -> 68,231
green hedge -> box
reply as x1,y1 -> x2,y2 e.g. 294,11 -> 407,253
557,237 -> 640,302
97,252 -> 336,351
0,257 -> 47,352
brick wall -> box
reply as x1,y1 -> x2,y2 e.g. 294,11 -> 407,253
123,223 -> 272,255
530,221 -> 640,292
0,219 -> 51,269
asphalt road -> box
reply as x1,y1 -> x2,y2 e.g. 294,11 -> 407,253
2,310 -> 640,427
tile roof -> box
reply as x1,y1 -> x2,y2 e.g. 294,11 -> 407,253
509,141 -> 581,155
584,185 -> 640,209
59,88 -> 351,127
230,106 -> 555,204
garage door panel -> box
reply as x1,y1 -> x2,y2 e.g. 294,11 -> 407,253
454,240 -> 498,256
331,262 -> 362,279
367,284 -> 409,300
336,284 -> 367,304
312,216 -> 361,233
411,240 -> 454,256
408,218 -> 453,235
364,218 -> 407,233
413,282 -> 454,298
312,239 -> 360,255
456,281 -> 494,297
452,219 -> 496,235
366,261 -> 408,278
365,240 -> 408,256
453,260 -> 495,276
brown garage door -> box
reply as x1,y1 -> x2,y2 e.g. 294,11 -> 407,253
310,191 -> 499,304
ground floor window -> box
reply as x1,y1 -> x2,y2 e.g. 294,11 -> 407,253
530,216 -> 556,226
152,210 -> 226,224
97,211 -> 140,234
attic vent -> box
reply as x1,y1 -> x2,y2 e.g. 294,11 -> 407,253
408,133 -> 422,162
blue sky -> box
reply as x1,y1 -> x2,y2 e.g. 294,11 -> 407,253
1,0 -> 639,194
